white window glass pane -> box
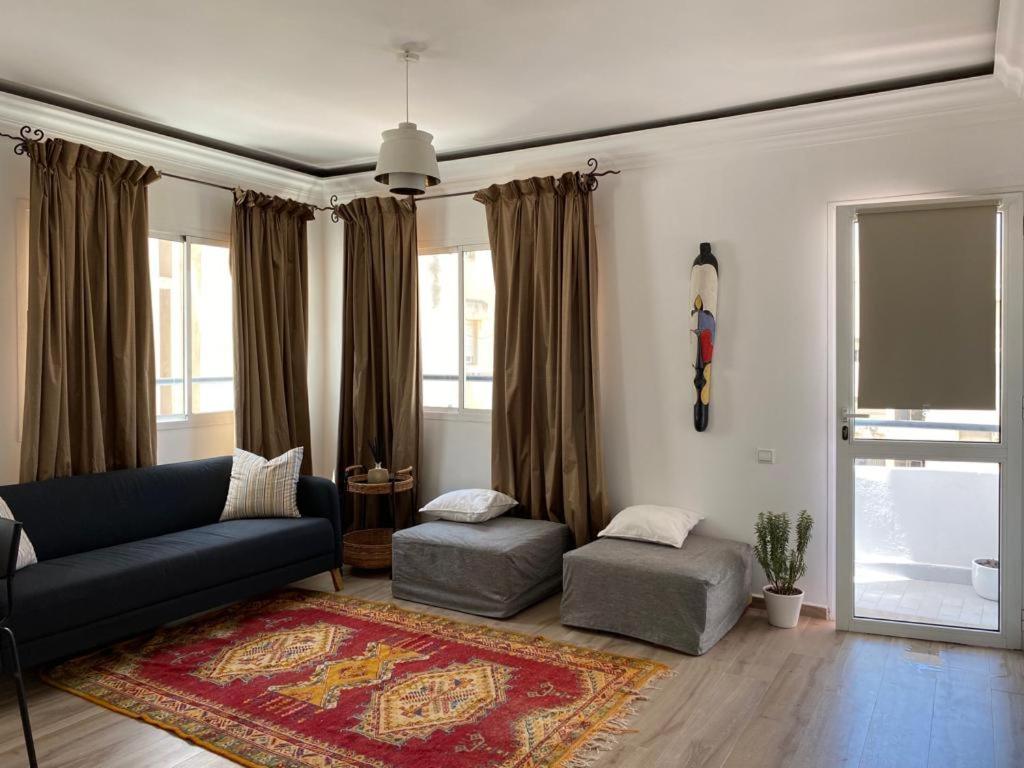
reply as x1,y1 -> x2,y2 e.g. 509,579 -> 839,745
419,251 -> 459,408
190,243 -> 234,414
463,249 -> 494,410
852,215 -> 1001,443
854,458 -> 999,631
149,237 -> 185,418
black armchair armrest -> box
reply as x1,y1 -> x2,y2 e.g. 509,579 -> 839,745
296,475 -> 342,569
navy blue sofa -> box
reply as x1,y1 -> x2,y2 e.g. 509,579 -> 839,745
0,457 -> 341,668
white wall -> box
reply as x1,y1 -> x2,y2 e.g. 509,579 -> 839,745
419,417 -> 491,503
406,114 -> 1024,609
0,148 -> 29,483
156,418 -> 235,465
856,465 -> 999,580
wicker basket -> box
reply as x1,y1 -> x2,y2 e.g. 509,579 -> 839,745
343,527 -> 394,569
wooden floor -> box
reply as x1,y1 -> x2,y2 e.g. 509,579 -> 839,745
1,570 -> 1022,768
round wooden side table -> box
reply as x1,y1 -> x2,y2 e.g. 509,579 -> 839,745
342,465 -> 414,570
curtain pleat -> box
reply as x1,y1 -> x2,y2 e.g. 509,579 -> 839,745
474,173 -> 606,545
231,188 -> 314,474
335,196 -> 421,530
21,138 -> 159,482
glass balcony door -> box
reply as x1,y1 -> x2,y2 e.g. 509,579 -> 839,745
834,195 -> 1023,648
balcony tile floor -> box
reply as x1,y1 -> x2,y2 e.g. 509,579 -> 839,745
854,565 -> 998,630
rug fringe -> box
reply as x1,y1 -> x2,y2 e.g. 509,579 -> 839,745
558,676 -> 669,768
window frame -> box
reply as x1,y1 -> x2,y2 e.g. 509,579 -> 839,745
150,231 -> 234,431
419,243 -> 493,423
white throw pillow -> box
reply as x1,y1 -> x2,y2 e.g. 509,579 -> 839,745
598,504 -> 704,548
420,489 -> 518,523
0,496 -> 37,570
220,447 -> 303,521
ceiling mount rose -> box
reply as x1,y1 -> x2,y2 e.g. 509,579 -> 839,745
373,45 -> 440,196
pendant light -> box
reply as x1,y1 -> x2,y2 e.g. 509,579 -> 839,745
374,49 -> 440,195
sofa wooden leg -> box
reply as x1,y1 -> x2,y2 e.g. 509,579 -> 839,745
330,567 -> 343,592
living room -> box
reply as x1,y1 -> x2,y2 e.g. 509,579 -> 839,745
1,2 -> 1023,767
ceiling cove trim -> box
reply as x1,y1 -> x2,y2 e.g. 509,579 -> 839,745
3,75 -> 1021,207
0,79 -> 322,175
0,90 -> 321,202
323,64 -> 996,175
996,0 -> 1024,98
0,64 -> 997,179
324,75 -> 1024,202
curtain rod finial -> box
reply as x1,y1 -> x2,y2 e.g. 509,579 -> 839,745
580,157 -> 621,191
0,124 -> 44,155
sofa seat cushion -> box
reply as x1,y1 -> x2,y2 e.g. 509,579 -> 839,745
561,534 -> 753,655
9,518 -> 333,642
391,518 -> 570,618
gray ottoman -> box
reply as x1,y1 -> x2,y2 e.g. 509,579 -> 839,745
392,518 -> 570,618
561,534 -> 752,655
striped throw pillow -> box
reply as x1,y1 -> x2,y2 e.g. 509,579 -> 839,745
220,448 -> 303,521
0,496 -> 38,570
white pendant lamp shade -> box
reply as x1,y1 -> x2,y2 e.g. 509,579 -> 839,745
375,47 -> 441,195
374,121 -> 440,195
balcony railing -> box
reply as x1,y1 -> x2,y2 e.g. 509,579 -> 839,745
156,376 -> 233,386
855,419 -> 998,434
422,374 -> 494,383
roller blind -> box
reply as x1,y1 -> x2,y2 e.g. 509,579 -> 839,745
857,203 -> 997,411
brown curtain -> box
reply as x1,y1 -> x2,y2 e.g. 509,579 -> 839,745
474,174 -> 606,546
21,139 -> 160,482
335,196 -> 421,530
231,189 -> 315,474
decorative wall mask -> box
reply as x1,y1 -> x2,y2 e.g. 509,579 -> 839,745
689,242 -> 719,432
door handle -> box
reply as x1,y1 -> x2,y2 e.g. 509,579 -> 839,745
840,409 -> 869,441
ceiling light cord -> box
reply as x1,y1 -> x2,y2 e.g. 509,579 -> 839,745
405,54 -> 410,123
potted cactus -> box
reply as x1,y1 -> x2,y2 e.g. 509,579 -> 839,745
754,510 -> 813,628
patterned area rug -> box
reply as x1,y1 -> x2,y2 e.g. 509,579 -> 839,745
43,589 -> 669,768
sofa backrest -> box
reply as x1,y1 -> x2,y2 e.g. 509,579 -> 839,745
0,457 -> 233,561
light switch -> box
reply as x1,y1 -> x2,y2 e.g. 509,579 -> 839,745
756,448 -> 775,464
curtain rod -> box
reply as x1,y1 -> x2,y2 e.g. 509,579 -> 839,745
2,125 -> 620,214
415,159 -> 621,201
157,171 -> 339,211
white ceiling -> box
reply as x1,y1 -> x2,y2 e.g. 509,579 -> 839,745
0,1 -> 999,171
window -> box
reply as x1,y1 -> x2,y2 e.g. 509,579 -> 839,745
418,246 -> 495,413
149,236 -> 234,422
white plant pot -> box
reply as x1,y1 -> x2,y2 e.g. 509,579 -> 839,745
763,585 -> 804,629
971,558 -> 999,602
